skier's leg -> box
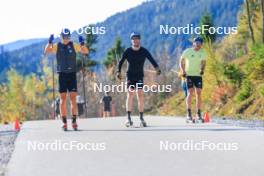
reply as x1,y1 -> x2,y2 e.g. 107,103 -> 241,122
126,88 -> 134,126
60,93 -> 67,130
70,92 -> 78,130
106,111 -> 110,117
137,89 -> 144,113
137,89 -> 147,127
186,88 -> 194,119
195,88 -> 202,119
69,92 -> 77,116
60,93 -> 67,117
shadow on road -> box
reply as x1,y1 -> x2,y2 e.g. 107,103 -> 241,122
74,127 -> 254,132
0,131 -> 17,136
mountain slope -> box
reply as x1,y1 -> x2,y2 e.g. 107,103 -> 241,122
93,0 -> 243,59
0,0 -> 244,81
0,39 -> 45,51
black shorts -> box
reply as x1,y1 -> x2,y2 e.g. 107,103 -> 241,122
186,76 -> 203,89
104,106 -> 111,112
58,72 -> 77,93
126,79 -> 144,89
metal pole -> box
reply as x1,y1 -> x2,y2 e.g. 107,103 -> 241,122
51,56 -> 56,119
82,55 -> 88,118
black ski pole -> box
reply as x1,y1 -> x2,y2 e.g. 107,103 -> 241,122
79,36 -> 88,118
52,55 -> 55,119
47,34 -> 56,119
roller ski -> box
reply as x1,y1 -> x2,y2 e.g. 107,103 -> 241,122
186,109 -> 195,123
139,112 -> 147,127
61,123 -> 68,131
61,117 -> 68,131
195,118 -> 204,123
140,119 -> 147,127
195,116 -> 205,123
186,116 -> 195,123
71,123 -> 78,131
125,120 -> 134,128
195,110 -> 204,123
72,116 -> 78,131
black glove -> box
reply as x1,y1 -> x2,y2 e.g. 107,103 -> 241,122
182,71 -> 187,78
48,34 -> 54,44
200,70 -> 204,76
78,35 -> 85,46
155,67 -> 161,75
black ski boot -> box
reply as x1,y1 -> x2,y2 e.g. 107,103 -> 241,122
197,110 -> 204,123
62,117 -> 68,131
125,120 -> 133,127
140,119 -> 147,127
186,109 -> 195,123
72,116 -> 78,131
126,111 -> 133,127
139,112 -> 147,127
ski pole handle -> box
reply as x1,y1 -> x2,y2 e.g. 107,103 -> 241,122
48,34 -> 54,44
79,35 -> 89,57
78,35 -> 85,46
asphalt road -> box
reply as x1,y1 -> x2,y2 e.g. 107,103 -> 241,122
6,116 -> 264,176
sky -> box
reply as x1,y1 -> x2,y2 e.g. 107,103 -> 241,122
0,0 -> 146,45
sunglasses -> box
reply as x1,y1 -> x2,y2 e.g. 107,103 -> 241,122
62,35 -> 70,40
131,37 -> 140,40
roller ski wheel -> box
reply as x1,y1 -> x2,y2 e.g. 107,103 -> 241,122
72,123 -> 78,131
196,118 -> 204,123
186,119 -> 195,123
140,120 -> 147,127
125,121 -> 133,128
186,119 -> 192,123
196,112 -> 204,123
62,123 -> 68,131
186,117 -> 195,123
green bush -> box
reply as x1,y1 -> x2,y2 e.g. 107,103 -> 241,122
245,45 -> 264,79
235,79 -> 252,102
259,84 -> 264,97
223,63 -> 243,86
